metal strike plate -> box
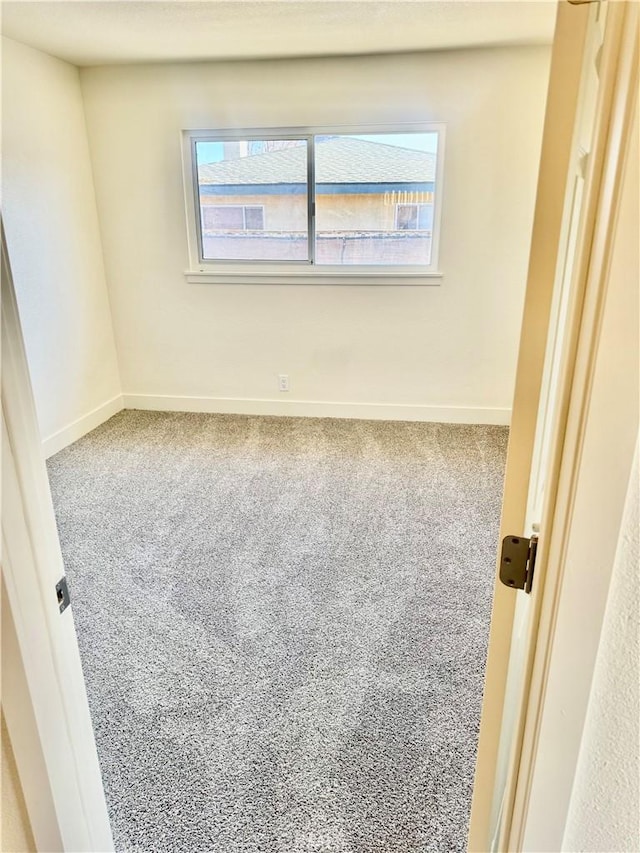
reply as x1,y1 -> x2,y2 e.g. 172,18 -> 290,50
55,576 -> 70,613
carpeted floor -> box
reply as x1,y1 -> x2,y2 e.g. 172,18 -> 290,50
47,410 -> 508,853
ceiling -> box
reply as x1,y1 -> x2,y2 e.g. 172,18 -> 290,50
1,1 -> 557,67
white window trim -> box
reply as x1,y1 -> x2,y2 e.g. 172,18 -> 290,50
181,124 -> 445,285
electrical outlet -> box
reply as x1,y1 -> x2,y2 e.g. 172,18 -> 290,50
278,374 -> 289,392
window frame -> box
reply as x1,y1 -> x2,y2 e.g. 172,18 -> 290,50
182,124 -> 445,284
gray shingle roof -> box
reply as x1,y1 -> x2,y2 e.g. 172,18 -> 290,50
198,137 -> 436,185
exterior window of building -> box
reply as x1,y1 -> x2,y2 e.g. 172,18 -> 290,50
244,206 -> 265,230
187,126 -> 444,272
201,205 -> 265,232
395,203 -> 434,231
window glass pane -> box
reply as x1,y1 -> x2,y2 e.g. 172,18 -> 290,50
244,206 -> 264,230
195,139 -> 308,261
314,132 -> 438,265
418,204 -> 434,230
396,205 -> 418,230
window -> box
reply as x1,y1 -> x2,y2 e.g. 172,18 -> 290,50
185,126 -> 444,278
201,205 -> 265,232
395,203 -> 434,231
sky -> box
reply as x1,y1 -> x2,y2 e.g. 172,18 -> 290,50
196,132 -> 438,165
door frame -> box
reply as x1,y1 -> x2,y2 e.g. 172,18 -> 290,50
507,2 -> 638,847
2,3 -> 637,849
468,3 -> 592,845
469,1 -> 639,850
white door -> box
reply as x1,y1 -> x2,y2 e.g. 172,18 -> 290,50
1,227 -> 115,851
468,1 -> 637,850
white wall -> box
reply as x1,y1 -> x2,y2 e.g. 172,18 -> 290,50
2,38 -> 122,454
80,47 -> 550,423
563,440 -> 639,853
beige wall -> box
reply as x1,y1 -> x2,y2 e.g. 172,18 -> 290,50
1,38 -> 122,447
1,714 -> 35,853
200,193 -> 307,231
317,194 -> 416,232
563,440 -> 639,852
200,192 -> 429,231
81,46 -> 551,419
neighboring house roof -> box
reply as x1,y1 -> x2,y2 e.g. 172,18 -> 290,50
198,137 -> 436,186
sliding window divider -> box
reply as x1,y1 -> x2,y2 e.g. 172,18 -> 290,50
307,134 -> 316,265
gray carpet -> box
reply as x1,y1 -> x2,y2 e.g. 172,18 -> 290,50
47,410 -> 508,853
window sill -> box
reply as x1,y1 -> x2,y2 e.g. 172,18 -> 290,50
184,267 -> 443,286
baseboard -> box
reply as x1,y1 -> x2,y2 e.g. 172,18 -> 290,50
42,395 -> 124,458
41,394 -> 510,459
122,394 -> 511,425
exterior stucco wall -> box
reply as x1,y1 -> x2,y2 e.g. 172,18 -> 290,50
200,192 -> 307,231
199,192 -> 430,232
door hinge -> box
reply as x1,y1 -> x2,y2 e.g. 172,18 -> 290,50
55,576 -> 70,613
499,534 -> 538,594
